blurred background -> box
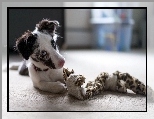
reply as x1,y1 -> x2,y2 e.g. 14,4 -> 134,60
65,7 -> 145,51
8,3 -> 148,52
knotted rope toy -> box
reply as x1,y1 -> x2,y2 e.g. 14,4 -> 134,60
63,68 -> 146,100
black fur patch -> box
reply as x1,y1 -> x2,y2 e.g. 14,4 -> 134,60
51,40 -> 57,50
31,57 -> 39,62
36,19 -> 59,34
16,30 -> 38,60
43,58 -> 56,69
34,49 -> 56,69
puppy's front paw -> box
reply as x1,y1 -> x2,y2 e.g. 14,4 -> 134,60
54,81 -> 67,93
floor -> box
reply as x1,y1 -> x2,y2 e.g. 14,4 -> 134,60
2,49 -> 154,118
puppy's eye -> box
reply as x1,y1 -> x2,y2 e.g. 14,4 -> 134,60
41,50 -> 47,56
51,40 -> 56,50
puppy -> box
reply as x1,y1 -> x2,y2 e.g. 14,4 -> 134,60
16,19 -> 67,93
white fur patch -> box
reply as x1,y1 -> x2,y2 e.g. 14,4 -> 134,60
31,28 -> 65,69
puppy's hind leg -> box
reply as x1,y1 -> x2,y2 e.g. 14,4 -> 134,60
18,60 -> 29,75
9,60 -> 29,75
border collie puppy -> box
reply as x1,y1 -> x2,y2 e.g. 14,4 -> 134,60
16,19 -> 66,93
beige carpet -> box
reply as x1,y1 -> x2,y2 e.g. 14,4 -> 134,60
2,49 -> 154,118
5,50 -> 148,111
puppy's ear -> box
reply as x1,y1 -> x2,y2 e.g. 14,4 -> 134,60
16,30 -> 37,60
52,20 -> 59,27
36,19 -> 60,32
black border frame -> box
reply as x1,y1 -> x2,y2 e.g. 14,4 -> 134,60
7,7 -> 147,112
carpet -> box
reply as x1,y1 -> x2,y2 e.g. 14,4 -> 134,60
2,49 -> 154,118
5,50 -> 149,111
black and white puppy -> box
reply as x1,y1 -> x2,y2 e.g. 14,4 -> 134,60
16,19 -> 66,93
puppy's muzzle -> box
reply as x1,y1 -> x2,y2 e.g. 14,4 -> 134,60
58,59 -> 65,68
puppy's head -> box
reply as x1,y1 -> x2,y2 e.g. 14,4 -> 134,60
16,19 -> 65,69
30,33 -> 65,69
16,30 -> 38,60
36,19 -> 59,35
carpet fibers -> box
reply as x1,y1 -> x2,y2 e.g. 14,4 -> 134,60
6,50 -> 148,111
3,49 -> 154,118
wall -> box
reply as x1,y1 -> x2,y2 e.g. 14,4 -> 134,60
63,3 -> 93,48
64,9 -> 92,48
2,2 -> 63,50
9,9 -> 65,50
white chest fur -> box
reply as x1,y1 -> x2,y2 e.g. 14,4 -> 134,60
38,68 -> 64,82
28,62 -> 64,85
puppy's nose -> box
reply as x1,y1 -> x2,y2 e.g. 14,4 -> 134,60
58,59 -> 65,67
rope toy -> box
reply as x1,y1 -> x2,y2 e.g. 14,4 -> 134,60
63,68 -> 146,100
